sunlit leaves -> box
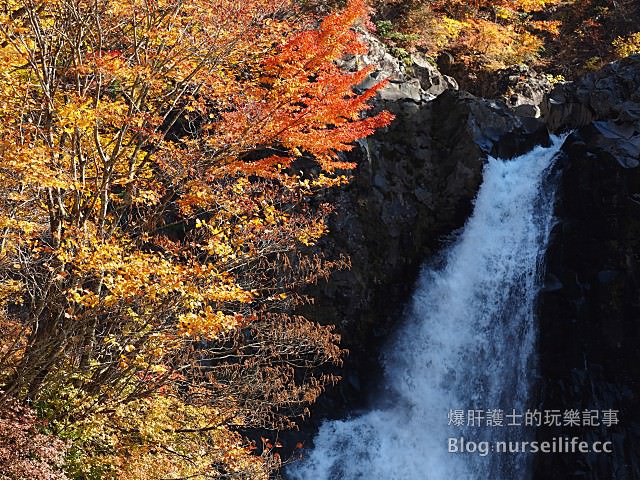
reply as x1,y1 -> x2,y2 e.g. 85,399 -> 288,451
0,0 -> 387,477
373,0 -> 564,70
613,32 -> 640,58
66,396 -> 270,480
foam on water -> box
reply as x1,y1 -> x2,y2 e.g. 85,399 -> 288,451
287,136 -> 566,480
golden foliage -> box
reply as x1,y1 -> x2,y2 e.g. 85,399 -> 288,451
613,32 -> 640,58
372,0 -> 564,70
64,396 -> 271,480
0,0 -> 391,477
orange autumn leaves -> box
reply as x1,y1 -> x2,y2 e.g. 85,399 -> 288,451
0,0 -> 389,347
374,0 -> 563,70
0,0 -> 391,478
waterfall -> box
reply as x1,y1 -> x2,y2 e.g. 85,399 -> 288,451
286,136 -> 566,480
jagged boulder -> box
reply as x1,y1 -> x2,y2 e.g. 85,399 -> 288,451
542,55 -> 640,131
496,64 -> 553,117
338,30 -> 459,101
409,52 -> 459,98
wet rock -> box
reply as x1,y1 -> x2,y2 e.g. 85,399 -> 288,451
299,63 -> 551,431
291,37 -> 640,480
543,273 -> 563,292
435,90 -> 550,159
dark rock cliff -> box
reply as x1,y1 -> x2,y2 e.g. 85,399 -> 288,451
535,55 -> 640,480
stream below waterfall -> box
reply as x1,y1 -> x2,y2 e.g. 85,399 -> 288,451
286,136 -> 566,480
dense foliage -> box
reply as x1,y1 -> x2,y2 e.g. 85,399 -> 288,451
368,0 -> 640,81
0,0 -> 391,478
372,0 -> 562,69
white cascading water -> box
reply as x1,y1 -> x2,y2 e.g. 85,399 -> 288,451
287,136 -> 566,480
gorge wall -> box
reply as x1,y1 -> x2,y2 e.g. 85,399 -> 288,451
536,55 -> 640,480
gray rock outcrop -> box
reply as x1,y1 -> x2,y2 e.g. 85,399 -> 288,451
497,64 -> 553,117
338,29 -> 459,101
542,55 -> 640,130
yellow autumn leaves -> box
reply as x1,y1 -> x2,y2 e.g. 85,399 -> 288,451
0,0 -> 390,478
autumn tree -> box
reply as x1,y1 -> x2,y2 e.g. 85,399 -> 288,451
371,0 -> 562,70
0,0 -> 392,477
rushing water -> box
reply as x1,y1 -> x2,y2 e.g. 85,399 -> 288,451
287,136 -> 566,480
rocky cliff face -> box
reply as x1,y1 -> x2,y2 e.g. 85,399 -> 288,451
535,55 -> 640,480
